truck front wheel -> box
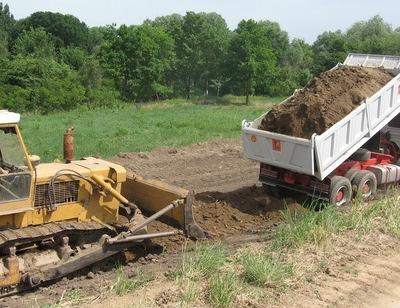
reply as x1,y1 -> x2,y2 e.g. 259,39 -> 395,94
329,176 -> 352,207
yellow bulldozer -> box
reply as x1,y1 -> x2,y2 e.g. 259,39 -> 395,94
0,110 -> 204,295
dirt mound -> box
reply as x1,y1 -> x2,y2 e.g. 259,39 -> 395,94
259,66 -> 393,139
148,186 -> 298,252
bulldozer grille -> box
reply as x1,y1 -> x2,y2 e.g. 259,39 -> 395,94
34,181 -> 80,208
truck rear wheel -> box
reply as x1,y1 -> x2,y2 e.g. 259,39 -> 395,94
352,170 -> 377,200
329,176 -> 352,206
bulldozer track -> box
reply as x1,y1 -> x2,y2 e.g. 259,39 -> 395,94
0,221 -> 112,250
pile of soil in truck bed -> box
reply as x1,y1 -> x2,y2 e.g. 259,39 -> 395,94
259,66 -> 394,139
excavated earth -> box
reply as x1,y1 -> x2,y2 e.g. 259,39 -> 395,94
259,66 -> 394,139
113,138 -> 302,252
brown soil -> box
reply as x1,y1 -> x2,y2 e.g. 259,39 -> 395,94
259,66 -> 393,139
114,138 -> 301,252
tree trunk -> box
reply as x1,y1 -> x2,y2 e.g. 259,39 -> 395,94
186,78 -> 191,100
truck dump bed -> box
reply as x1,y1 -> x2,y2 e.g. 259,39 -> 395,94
242,54 -> 400,180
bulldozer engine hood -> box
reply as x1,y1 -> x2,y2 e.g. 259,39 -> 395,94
35,157 -> 127,184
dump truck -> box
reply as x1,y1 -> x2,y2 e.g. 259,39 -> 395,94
242,53 -> 400,206
0,111 -> 204,295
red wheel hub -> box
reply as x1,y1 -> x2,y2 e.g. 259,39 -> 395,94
336,190 -> 344,202
362,183 -> 370,194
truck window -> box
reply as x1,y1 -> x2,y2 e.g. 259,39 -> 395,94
0,127 -> 31,203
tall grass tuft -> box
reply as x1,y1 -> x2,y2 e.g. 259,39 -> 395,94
239,250 -> 293,288
273,205 -> 344,248
208,272 -> 238,308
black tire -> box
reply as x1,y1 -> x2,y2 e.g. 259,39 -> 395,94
344,168 -> 360,183
352,170 -> 377,200
350,148 -> 371,161
329,176 -> 352,206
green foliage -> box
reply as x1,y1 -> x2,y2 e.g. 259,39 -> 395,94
174,12 -> 230,98
60,47 -> 86,70
13,11 -> 90,49
14,27 -> 55,58
312,30 -> 348,74
0,57 -> 85,112
0,6 -> 399,113
227,19 -> 277,103
100,23 -> 175,101
0,2 -> 14,37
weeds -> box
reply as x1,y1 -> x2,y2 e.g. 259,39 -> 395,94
273,205 -> 343,248
239,250 -> 293,288
208,272 -> 238,308
114,266 -> 153,295
172,243 -> 227,306
174,242 -> 226,280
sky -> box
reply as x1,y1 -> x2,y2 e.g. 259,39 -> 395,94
4,0 -> 400,43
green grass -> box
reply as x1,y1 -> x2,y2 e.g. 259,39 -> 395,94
239,250 -> 293,288
174,242 -> 227,280
273,205 -> 344,249
114,266 -> 153,295
273,189 -> 400,250
208,272 -> 238,308
172,242 -> 227,306
19,98 -> 277,162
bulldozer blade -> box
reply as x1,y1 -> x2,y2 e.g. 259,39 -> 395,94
121,173 -> 205,239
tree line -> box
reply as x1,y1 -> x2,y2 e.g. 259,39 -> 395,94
0,3 -> 399,112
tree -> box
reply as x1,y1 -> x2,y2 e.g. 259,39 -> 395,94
0,2 -> 14,36
0,57 -> 85,112
276,39 -> 314,95
227,20 -> 277,104
14,27 -> 55,58
312,30 -> 348,74
60,47 -> 86,70
13,12 -> 90,50
79,57 -> 102,103
174,12 -> 230,98
258,20 -> 289,64
346,15 -> 399,55
101,24 -> 175,101
0,2 -> 15,55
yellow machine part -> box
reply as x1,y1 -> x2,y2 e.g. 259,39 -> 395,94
122,173 -> 205,239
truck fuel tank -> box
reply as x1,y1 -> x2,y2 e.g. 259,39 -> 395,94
367,164 -> 400,185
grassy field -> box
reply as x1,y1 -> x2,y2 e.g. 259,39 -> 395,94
20,96 -> 282,162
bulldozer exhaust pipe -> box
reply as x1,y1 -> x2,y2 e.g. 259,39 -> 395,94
63,127 -> 74,163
